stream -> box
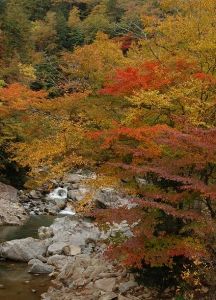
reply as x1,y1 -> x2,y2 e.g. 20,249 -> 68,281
0,216 -> 55,300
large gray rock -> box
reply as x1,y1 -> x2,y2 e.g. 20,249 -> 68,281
0,237 -> 51,262
49,217 -> 101,246
94,188 -> 134,209
28,258 -> 54,274
0,182 -> 27,225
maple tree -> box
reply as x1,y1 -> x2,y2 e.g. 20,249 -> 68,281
91,122 -> 216,266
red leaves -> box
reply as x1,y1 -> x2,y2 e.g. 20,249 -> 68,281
99,58 -> 198,96
99,61 -> 172,96
194,72 -> 216,85
91,122 -> 216,268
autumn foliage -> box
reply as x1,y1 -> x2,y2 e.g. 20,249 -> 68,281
1,0 -> 216,294
91,124 -> 216,268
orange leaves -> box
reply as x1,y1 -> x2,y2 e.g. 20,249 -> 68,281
0,83 -> 47,116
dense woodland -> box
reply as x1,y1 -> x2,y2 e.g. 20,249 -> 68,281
1,0 -> 216,298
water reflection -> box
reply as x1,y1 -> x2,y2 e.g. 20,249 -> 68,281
0,216 -> 55,300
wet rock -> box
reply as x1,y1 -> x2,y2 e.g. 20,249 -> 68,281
0,237 -> 51,262
28,259 -> 54,274
94,278 -> 116,292
63,245 -> 81,256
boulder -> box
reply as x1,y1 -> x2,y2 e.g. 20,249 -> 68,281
0,237 -> 51,262
94,188 -> 134,209
50,217 -> 101,246
0,182 -> 27,225
28,258 -> 54,274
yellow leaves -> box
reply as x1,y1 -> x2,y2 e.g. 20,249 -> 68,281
61,33 -> 128,90
18,63 -> 36,82
33,92 -> 90,116
127,90 -> 170,109
12,122 -> 89,187
122,74 -> 216,128
136,0 -> 216,74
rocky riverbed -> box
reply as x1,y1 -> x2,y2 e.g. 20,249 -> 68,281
0,170 -> 171,300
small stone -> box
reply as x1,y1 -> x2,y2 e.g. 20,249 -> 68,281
32,289 -> 37,293
28,259 -> 54,274
63,245 -> 81,256
119,281 -> 138,293
0,284 -> 5,289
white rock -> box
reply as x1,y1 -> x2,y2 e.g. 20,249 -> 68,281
63,245 -> 81,256
59,207 -> 76,216
0,237 -> 50,262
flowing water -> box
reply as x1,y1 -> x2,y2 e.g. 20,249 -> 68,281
0,216 -> 55,300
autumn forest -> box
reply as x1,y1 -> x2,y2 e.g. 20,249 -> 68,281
1,0 -> 216,299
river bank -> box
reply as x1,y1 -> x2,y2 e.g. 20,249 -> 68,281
0,171 -> 172,300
